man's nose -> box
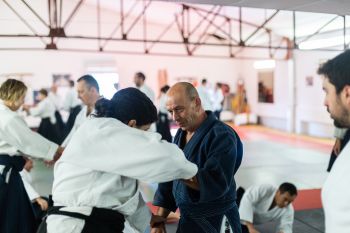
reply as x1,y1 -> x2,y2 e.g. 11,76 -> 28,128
323,97 -> 328,107
172,112 -> 179,121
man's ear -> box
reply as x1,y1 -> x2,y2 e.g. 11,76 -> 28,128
195,96 -> 202,108
127,119 -> 137,128
343,85 -> 350,105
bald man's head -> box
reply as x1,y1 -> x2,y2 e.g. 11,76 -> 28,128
166,82 -> 205,132
168,82 -> 198,101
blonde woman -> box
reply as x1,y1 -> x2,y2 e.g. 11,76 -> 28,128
0,79 -> 63,233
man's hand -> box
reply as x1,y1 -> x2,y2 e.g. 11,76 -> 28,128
181,176 -> 199,190
22,105 -> 30,113
245,221 -> 260,233
150,225 -> 166,233
333,138 -> 342,155
45,146 -> 64,167
249,229 -> 260,233
150,214 -> 167,233
36,197 -> 48,211
53,146 -> 64,161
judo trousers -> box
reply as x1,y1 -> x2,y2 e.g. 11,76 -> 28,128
0,154 -> 37,233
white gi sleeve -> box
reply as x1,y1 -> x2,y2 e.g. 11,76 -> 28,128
63,119 -> 198,183
276,205 -> 294,233
239,186 -> 261,224
20,170 -> 40,201
3,115 -> 58,160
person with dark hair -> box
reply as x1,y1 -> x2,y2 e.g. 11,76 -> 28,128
62,80 -> 82,136
156,85 -> 172,142
134,71 -> 155,102
23,88 -> 61,144
318,50 -> 350,232
151,82 -> 243,233
61,75 -> 100,147
0,79 -> 63,233
238,183 -> 297,233
46,87 -> 197,233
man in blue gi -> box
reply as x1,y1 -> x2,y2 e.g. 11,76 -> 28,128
151,82 -> 243,233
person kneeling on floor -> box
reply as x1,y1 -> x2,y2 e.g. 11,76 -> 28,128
238,183 -> 297,233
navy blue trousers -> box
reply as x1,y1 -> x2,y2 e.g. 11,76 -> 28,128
176,206 -> 242,233
0,155 -> 36,233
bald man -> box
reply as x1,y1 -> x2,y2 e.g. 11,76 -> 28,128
151,82 -> 243,233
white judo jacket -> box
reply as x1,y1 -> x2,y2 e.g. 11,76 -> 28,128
322,142 -> 350,233
0,100 -> 58,174
239,184 -> 294,233
61,106 -> 90,147
47,117 -> 198,233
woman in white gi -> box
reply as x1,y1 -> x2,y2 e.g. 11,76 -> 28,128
23,89 -> 61,144
0,79 -> 63,233
46,87 -> 198,233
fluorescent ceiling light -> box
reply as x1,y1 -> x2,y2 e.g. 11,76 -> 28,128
253,60 -> 276,70
298,35 -> 350,50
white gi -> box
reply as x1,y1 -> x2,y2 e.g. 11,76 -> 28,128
138,84 -> 155,103
0,100 -> 58,173
239,184 -> 294,233
137,84 -> 156,132
322,142 -> 350,233
197,85 -> 213,111
62,88 -> 81,112
20,169 -> 40,201
212,89 -> 224,112
159,93 -> 168,114
29,98 -> 57,124
48,92 -> 61,111
61,106 -> 90,147
47,117 -> 198,233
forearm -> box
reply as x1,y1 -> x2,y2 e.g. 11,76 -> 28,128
245,221 -> 254,229
156,207 -> 171,218
150,207 -> 170,230
243,221 -> 259,233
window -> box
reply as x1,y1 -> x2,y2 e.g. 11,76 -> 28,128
86,63 -> 119,99
91,72 -> 119,99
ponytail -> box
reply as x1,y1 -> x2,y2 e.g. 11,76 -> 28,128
94,98 -> 113,117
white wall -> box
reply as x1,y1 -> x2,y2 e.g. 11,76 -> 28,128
0,0 -> 344,138
239,49 -> 290,131
293,50 -> 341,137
238,49 -> 341,137
0,46 -> 343,138
0,50 -> 241,98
